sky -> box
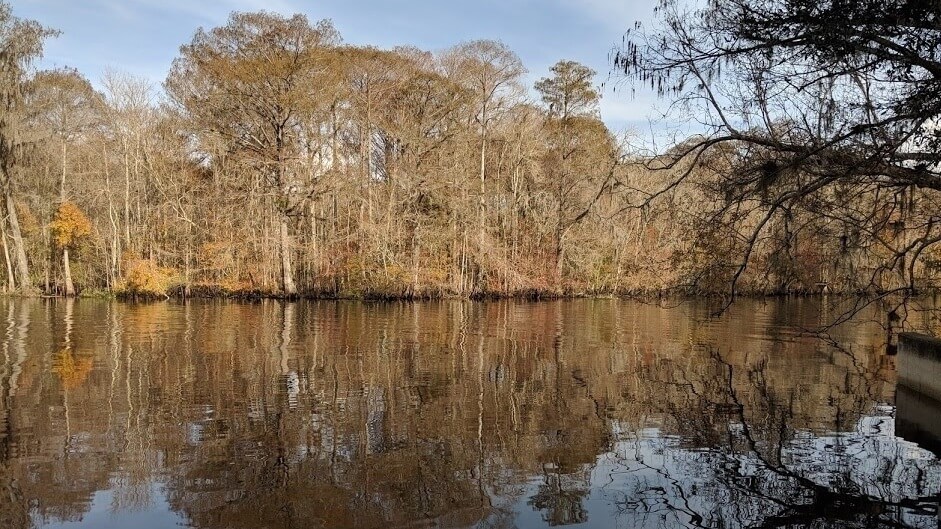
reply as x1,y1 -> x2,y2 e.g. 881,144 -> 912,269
11,0 -> 665,137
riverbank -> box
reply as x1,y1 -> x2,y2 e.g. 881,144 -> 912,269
22,282 -> 941,304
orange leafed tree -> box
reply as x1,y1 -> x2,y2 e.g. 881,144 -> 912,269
49,201 -> 92,295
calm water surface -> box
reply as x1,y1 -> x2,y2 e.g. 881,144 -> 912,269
0,299 -> 939,528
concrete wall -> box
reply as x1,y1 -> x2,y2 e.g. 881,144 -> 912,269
896,385 -> 941,458
898,332 -> 941,403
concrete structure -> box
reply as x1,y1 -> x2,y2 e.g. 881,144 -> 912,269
897,332 -> 941,458
898,333 -> 941,402
896,385 -> 941,457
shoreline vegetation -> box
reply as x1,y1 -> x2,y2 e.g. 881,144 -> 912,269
17,285 -> 940,303
2,4 -> 940,304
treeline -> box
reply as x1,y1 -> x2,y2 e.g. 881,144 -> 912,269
2,5 -> 939,299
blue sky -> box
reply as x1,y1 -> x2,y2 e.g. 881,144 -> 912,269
12,0 -> 664,135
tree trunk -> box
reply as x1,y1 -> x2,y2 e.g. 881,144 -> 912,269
60,143 -> 67,201
1,223 -> 14,292
63,247 -> 75,296
475,103 -> 489,293
123,137 -> 132,250
280,217 -> 298,297
102,142 -> 120,285
5,191 -> 29,291
43,228 -> 50,294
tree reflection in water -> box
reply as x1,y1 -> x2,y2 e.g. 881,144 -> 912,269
0,298 -> 936,528
608,349 -> 939,528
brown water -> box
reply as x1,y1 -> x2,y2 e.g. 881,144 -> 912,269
0,298 -> 938,528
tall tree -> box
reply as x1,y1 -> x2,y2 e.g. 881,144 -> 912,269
442,40 -> 525,291
25,68 -> 99,293
49,201 -> 91,296
615,0 -> 941,303
27,68 -> 100,201
101,70 -> 154,265
535,61 -> 617,280
166,12 -> 341,297
535,60 -> 599,120
0,1 -> 55,291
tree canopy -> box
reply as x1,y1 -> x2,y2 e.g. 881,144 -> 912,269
615,0 -> 941,307
6,0 -> 941,303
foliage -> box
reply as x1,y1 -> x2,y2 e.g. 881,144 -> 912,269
49,201 -> 91,248
614,0 -> 941,301
15,200 -> 38,235
117,259 -> 178,298
27,67 -> 101,142
0,1 -> 57,178
535,60 -> 599,119
0,1 -> 57,291
3,3 -> 941,300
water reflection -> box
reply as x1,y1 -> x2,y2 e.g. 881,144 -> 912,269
0,299 -> 937,528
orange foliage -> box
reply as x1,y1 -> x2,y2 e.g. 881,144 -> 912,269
119,259 -> 178,297
49,201 -> 92,248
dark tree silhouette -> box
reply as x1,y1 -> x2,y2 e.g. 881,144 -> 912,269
615,0 -> 941,307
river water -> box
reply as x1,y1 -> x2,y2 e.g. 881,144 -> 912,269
0,298 -> 938,528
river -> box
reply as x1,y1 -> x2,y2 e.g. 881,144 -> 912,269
0,298 -> 938,528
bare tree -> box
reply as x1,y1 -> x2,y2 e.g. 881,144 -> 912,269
27,68 -> 100,201
166,12 -> 341,297
442,40 -> 525,291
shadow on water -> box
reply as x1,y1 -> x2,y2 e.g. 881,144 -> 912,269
0,298 -> 937,528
